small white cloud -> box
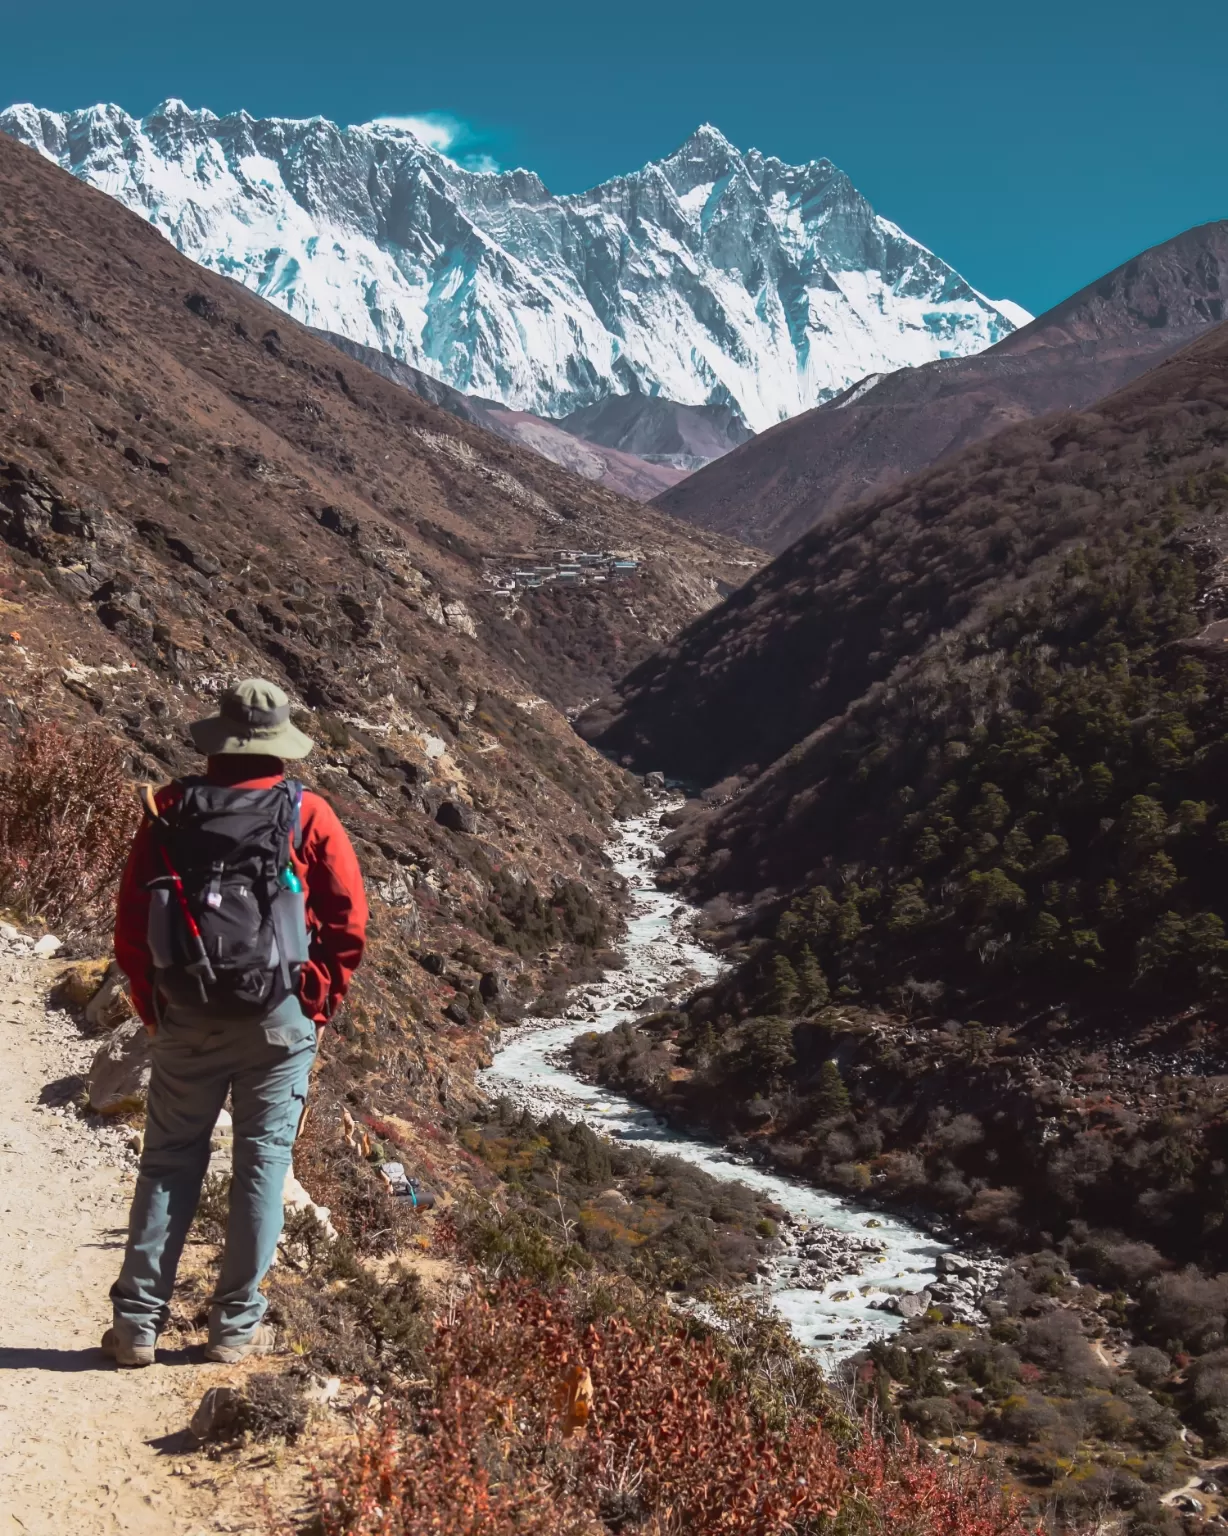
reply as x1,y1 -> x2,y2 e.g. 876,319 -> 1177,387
372,112 -> 459,152
368,111 -> 500,172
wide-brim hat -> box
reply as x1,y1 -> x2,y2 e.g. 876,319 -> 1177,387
189,678 -> 315,759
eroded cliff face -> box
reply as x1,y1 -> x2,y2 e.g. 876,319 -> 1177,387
1,106 -> 1022,431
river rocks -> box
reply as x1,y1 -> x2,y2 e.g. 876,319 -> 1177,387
870,1289 -> 916,1315
774,1222 -> 891,1292
88,1017 -> 152,1114
926,1250 -> 1006,1321
895,1290 -> 932,1320
481,804 -> 999,1362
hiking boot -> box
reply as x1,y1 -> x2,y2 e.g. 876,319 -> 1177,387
205,1323 -> 277,1364
101,1326 -> 156,1368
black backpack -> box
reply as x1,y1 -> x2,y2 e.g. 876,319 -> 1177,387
144,778 -> 310,1018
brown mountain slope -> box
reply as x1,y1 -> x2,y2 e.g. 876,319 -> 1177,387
316,329 -> 689,502
0,126 -> 756,1127
552,395 -> 753,472
655,221 -> 1228,552
997,220 -> 1228,352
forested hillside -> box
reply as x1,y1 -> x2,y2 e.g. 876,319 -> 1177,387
580,315 -> 1228,1229
585,320 -> 1228,1038
574,320 -> 1228,1526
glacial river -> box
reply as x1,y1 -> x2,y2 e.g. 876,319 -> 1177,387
480,805 -> 951,1364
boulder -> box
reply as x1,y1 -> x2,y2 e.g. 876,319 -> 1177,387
83,962 -> 134,1032
282,1163 -> 337,1241
937,1253 -> 975,1279
53,958 -> 111,1008
894,1289 -> 933,1320
644,771 -> 666,790
435,799 -> 477,834
190,1385 -> 241,1442
88,1017 -> 152,1114
32,933 -> 62,957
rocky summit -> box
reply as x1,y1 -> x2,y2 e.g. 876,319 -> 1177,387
1,105 -> 1026,432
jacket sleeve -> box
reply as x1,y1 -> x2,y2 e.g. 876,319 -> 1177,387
297,792 -> 368,1025
114,814 -> 159,1030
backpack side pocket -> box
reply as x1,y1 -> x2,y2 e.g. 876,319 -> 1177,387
147,880 -> 177,970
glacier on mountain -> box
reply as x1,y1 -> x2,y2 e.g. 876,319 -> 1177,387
0,100 -> 1029,431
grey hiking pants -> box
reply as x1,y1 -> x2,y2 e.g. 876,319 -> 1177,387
110,995 -> 316,1347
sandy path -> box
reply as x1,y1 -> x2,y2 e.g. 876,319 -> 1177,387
0,951 -> 220,1536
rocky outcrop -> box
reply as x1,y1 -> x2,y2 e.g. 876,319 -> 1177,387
87,1018 -> 152,1114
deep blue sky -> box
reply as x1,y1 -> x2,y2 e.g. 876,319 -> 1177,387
3,0 -> 1226,315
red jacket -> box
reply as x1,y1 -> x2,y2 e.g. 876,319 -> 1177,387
115,758 -> 368,1029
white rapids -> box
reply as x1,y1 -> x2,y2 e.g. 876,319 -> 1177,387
481,805 -> 952,1364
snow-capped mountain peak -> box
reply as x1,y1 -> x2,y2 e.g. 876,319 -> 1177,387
0,102 -> 1030,431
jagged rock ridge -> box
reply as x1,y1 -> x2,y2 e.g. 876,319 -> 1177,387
0,103 -> 1025,432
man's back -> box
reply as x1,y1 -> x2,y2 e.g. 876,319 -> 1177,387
115,756 -> 367,1033
105,680 -> 368,1368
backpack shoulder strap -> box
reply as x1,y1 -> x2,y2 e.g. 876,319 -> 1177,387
138,779 -> 185,835
285,779 -> 305,854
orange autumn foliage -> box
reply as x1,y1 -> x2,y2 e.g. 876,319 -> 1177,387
308,1282 -> 1038,1536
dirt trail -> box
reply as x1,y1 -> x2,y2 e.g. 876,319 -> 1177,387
0,950 -> 241,1536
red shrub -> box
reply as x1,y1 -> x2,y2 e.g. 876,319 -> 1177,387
0,721 -> 138,931
309,1282 -> 1037,1536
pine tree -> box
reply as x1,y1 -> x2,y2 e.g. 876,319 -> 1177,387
816,1058 -> 850,1120
797,946 -> 829,1009
768,953 -> 800,1015
739,1015 -> 796,1086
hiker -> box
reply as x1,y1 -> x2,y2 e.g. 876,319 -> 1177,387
104,679 -> 368,1367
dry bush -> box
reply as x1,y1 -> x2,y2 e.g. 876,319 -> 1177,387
0,721 -> 137,931
292,1103 -> 420,1258
307,1281 -> 1036,1536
